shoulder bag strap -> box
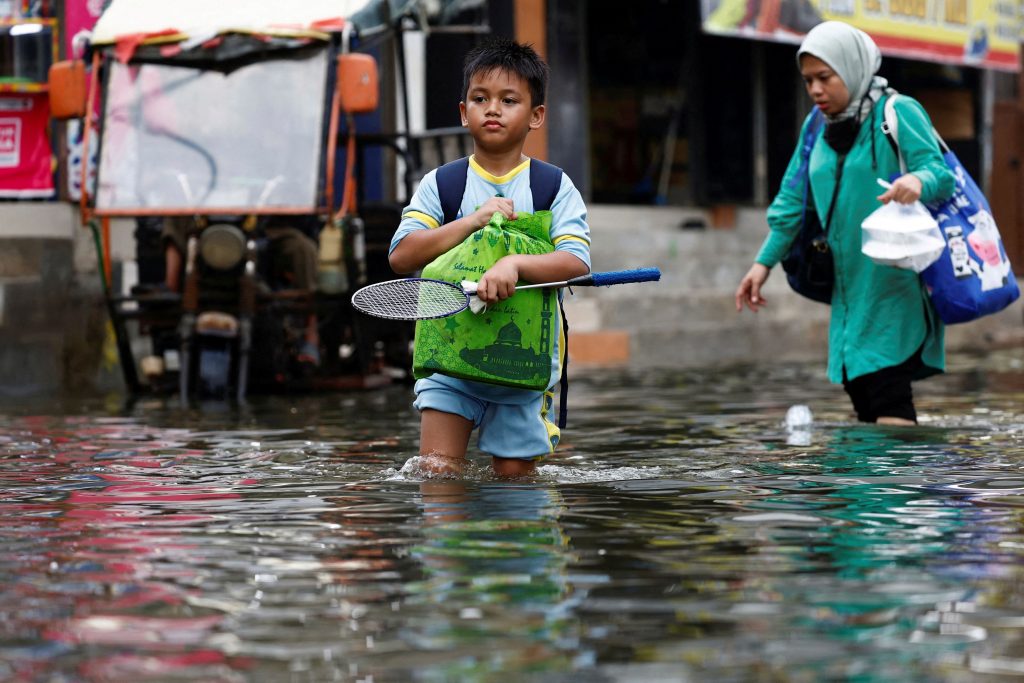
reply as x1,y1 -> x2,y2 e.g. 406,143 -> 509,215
881,94 -> 906,173
823,153 -> 848,233
789,109 -> 825,192
882,92 -> 950,171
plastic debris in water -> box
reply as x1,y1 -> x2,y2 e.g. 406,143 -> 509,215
785,404 -> 813,429
785,404 -> 813,446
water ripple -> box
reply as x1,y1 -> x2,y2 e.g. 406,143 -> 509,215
1,353 -> 1024,680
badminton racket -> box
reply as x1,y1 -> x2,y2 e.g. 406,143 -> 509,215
351,267 -> 662,320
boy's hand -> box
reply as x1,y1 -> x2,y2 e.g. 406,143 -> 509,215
471,197 -> 516,228
476,256 -> 520,303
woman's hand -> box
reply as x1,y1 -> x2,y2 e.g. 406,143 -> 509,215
877,173 -> 922,204
476,256 -> 520,303
735,263 -> 771,312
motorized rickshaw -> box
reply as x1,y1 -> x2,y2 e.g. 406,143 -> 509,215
48,0 -> 474,401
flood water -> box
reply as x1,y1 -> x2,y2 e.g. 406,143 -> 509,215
3,350 -> 1024,682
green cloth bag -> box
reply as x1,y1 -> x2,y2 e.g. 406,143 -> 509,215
413,211 -> 559,391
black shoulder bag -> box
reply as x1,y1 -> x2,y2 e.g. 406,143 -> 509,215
780,111 -> 847,304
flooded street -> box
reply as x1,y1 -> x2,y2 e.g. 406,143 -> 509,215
3,350 -> 1024,682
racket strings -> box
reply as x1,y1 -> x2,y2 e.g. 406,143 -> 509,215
352,279 -> 468,320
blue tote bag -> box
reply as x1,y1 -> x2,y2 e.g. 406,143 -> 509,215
883,95 -> 1019,324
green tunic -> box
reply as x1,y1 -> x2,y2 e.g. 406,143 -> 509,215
756,95 -> 955,383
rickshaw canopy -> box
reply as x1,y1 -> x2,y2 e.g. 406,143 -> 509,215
91,0 -> 381,48
85,0 -> 487,216
87,0 -> 480,67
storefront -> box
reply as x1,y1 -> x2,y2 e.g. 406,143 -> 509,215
0,0 -> 104,200
0,2 -> 58,198
542,1 -> 1020,242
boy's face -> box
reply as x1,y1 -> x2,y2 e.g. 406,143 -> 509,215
460,68 -> 545,155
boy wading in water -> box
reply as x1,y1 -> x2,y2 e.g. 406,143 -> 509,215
389,40 -> 591,478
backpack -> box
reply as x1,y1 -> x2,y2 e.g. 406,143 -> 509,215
433,156 -> 571,427
436,156 -> 563,224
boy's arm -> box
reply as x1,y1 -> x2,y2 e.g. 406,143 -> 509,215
390,196 -> 516,274
477,175 -> 591,303
389,197 -> 514,274
476,251 -> 589,303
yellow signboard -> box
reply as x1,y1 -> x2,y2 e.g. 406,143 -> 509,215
701,0 -> 1021,71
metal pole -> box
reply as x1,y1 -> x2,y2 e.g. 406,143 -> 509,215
753,42 -> 769,206
91,220 -> 141,394
981,68 -> 995,196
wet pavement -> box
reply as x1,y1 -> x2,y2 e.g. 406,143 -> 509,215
2,350 -> 1024,681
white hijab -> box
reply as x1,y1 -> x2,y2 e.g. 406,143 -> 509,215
797,21 -> 890,123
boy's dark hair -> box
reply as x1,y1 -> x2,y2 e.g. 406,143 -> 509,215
462,38 -> 549,107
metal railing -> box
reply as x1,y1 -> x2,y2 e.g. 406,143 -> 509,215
345,126 -> 472,202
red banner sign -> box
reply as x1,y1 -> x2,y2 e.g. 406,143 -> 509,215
0,93 -> 54,197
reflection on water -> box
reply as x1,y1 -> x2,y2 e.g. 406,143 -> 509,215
2,351 -> 1024,681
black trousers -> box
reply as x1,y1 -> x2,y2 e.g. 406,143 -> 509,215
842,348 -> 924,423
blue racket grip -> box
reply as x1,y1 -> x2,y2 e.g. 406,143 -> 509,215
569,268 -> 662,287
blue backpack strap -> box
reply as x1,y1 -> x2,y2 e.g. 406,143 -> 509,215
435,156 -> 470,225
787,109 -> 824,192
529,158 -> 563,212
439,156 -> 563,220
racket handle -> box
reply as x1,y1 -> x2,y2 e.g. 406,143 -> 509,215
485,267 -> 663,293
567,268 -> 662,287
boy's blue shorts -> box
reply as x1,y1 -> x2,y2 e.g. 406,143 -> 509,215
413,376 -> 560,460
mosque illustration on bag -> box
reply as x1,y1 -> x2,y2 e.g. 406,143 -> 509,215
416,287 -> 554,389
458,315 -> 551,382
414,213 -> 558,389
458,289 -> 553,383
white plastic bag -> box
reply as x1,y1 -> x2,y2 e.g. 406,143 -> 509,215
460,280 -> 488,314
861,181 -> 945,273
